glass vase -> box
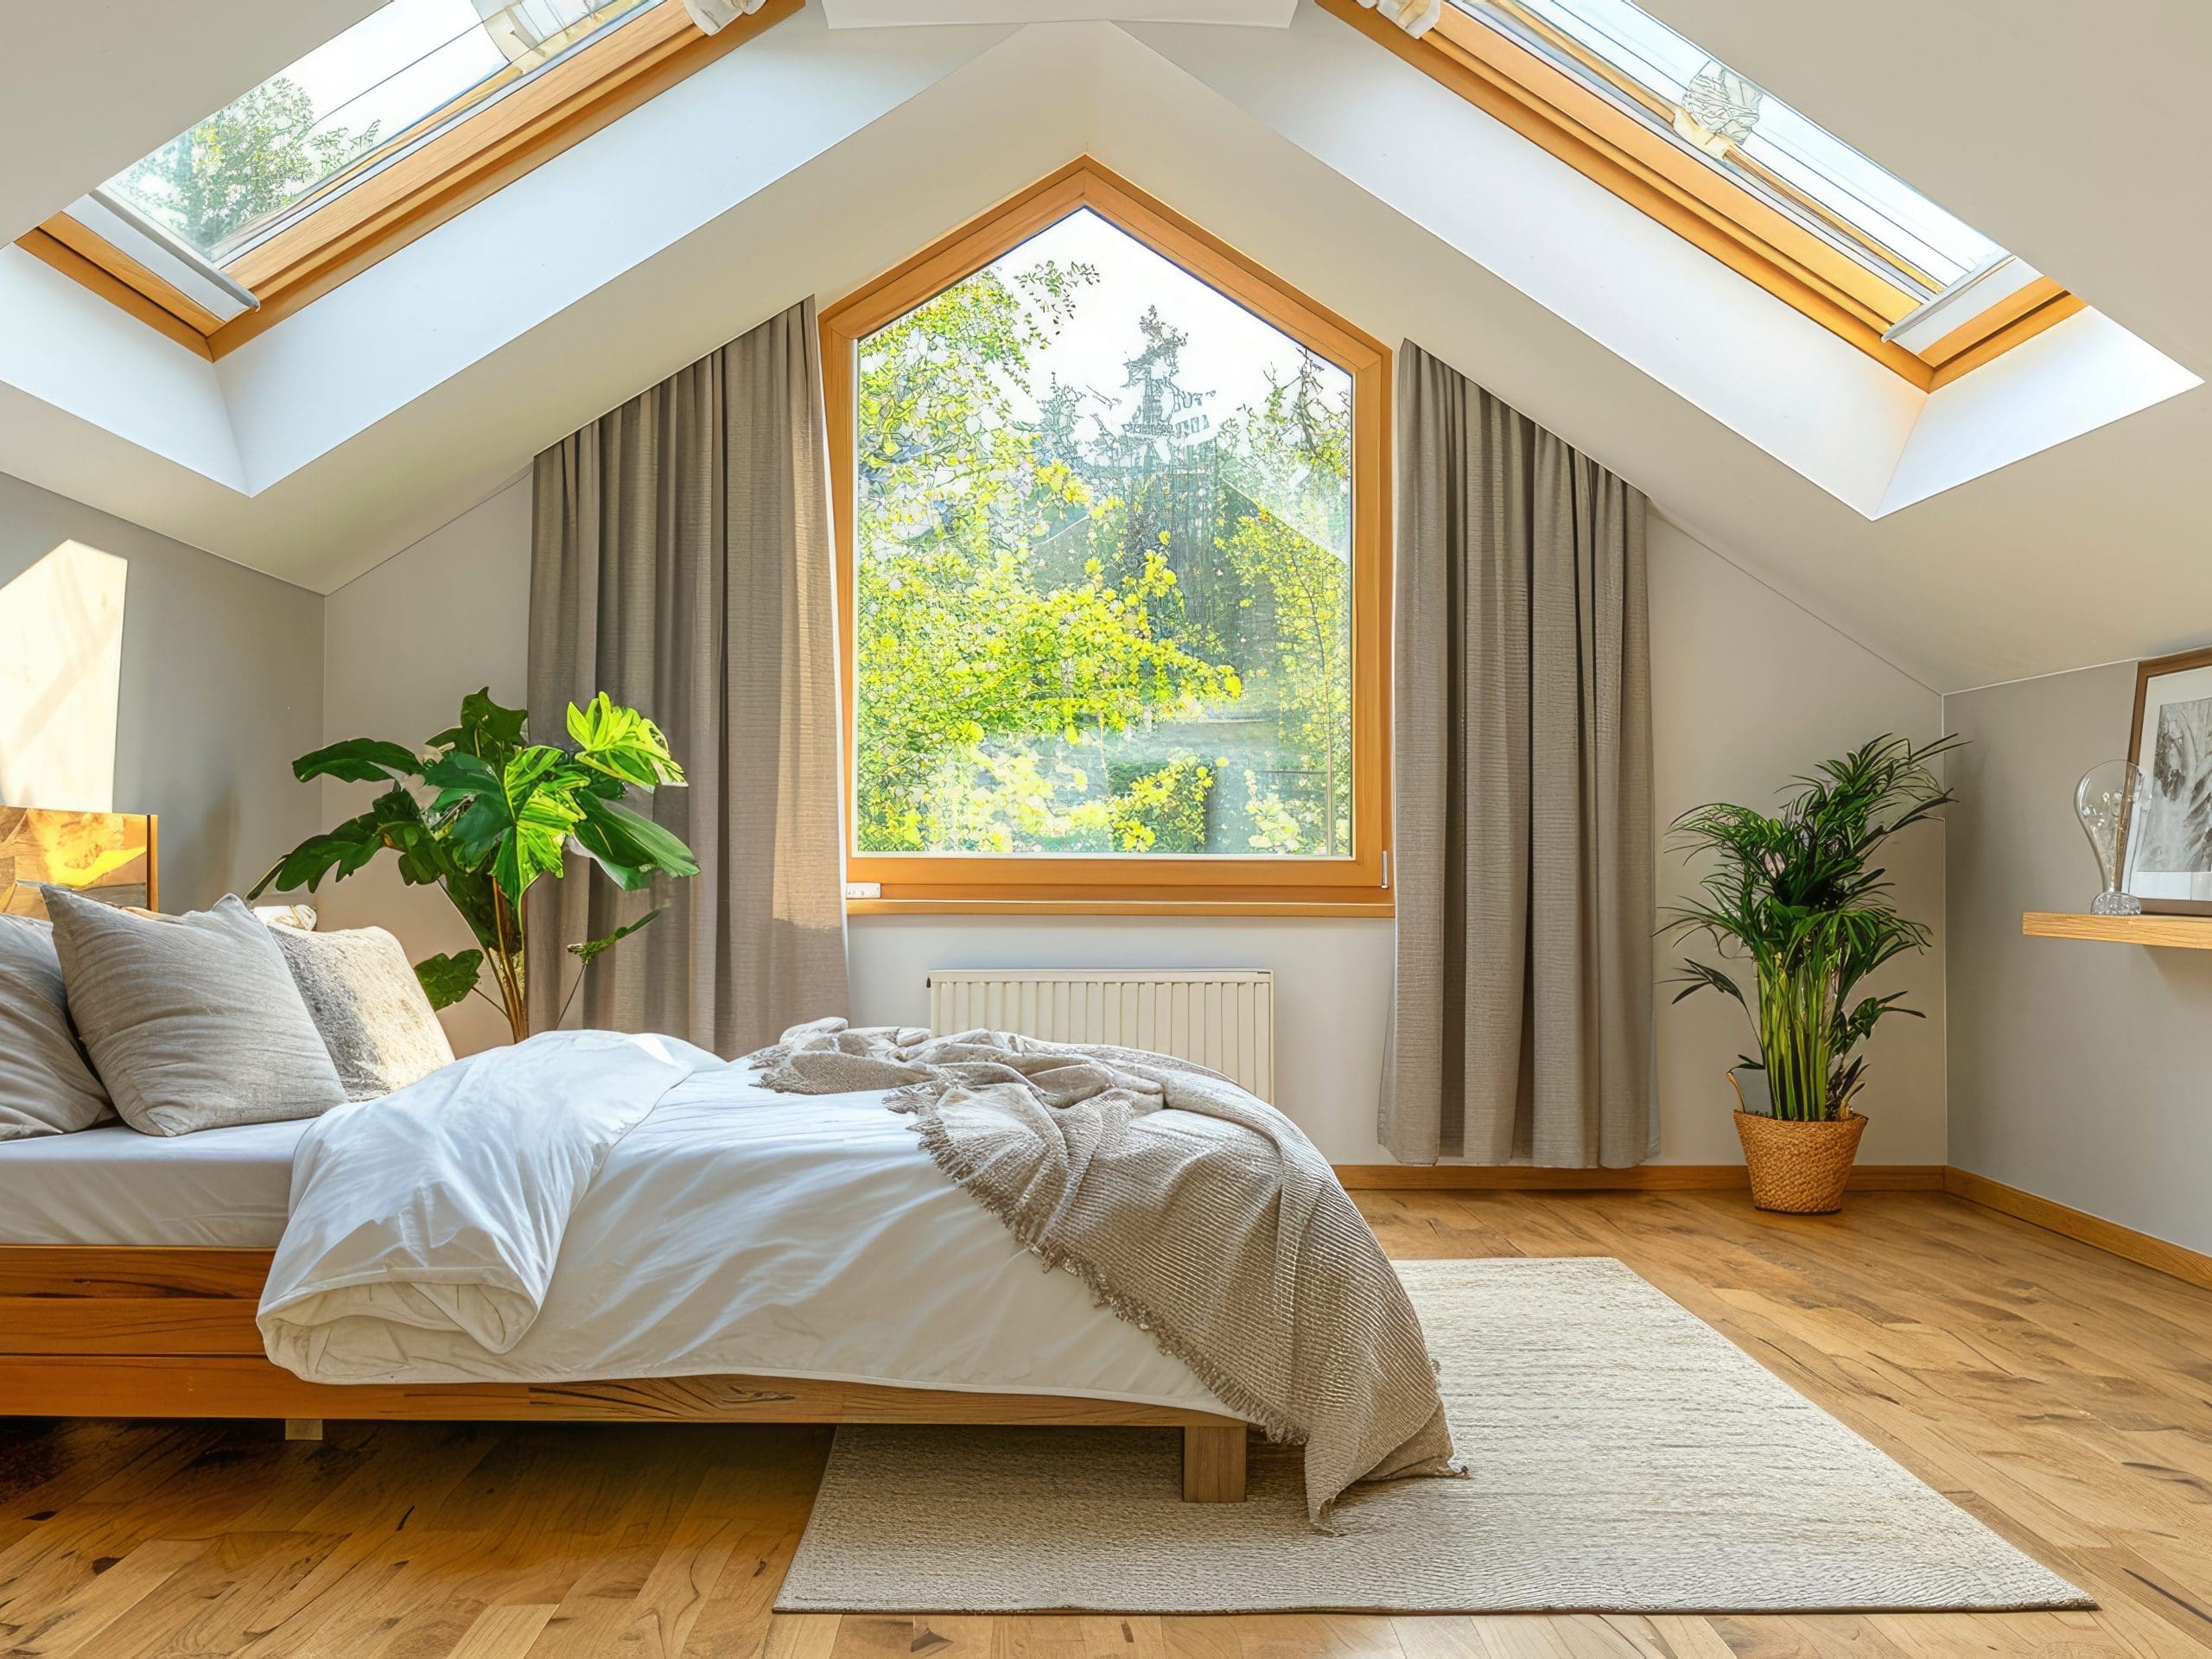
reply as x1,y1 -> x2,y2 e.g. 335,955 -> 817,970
2075,760 -> 2146,916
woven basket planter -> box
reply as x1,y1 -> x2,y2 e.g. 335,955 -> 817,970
1733,1109 -> 1868,1214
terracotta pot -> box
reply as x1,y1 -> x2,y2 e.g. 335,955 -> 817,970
1733,1109 -> 1867,1214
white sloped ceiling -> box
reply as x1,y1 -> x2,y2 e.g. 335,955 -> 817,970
0,2 -> 2202,692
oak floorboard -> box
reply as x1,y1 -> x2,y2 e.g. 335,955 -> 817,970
3,1193 -> 2210,1656
449,1602 -> 560,1659
1387,1617 -> 1495,1659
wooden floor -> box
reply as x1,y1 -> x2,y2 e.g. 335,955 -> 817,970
3,1190 -> 2210,1658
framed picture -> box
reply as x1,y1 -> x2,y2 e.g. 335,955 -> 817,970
2126,646 -> 2212,913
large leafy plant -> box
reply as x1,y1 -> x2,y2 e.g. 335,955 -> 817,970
251,690 -> 700,1042
1665,734 -> 1958,1122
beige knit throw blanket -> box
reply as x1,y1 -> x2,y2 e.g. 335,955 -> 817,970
749,1019 -> 1460,1522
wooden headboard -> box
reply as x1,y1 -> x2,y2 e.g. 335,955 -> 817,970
0,808 -> 158,917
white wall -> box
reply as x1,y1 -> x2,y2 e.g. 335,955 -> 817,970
852,915 -> 1395,1159
318,478 -> 532,1055
1648,514 -> 1948,1166
315,475 -> 1947,1165
1943,663 -> 2212,1255
0,469 -> 324,906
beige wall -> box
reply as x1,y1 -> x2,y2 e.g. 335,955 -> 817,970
1944,663 -> 2212,1255
318,478 -> 532,1055
0,470 -> 323,906
1648,514 -> 1948,1166
10,440 -> 2193,1238
312,479 -> 1949,1164
18,448 -> 2164,1207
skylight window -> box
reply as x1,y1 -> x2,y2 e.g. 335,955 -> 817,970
22,0 -> 790,357
1446,0 -> 2000,304
1324,0 -> 2076,385
105,0 -> 658,268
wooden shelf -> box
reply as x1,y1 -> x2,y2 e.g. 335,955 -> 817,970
2022,911 -> 2212,949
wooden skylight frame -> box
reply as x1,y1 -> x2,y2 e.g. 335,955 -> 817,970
14,0 -> 799,362
1319,0 -> 2083,391
821,159 -> 1395,918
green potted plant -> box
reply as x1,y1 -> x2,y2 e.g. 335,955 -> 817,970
1666,734 -> 1958,1213
250,689 -> 700,1043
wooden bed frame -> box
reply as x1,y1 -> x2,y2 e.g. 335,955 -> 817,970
0,809 -> 1250,1502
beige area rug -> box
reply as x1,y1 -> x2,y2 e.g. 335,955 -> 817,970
776,1257 -> 2088,1614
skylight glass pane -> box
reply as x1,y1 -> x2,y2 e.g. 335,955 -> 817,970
105,0 -> 656,268
1451,0 -> 2003,297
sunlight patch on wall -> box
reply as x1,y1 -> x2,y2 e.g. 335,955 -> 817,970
0,541 -> 128,811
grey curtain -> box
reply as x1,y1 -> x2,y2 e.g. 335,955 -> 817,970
527,297 -> 848,1053
1385,343 -> 1654,1167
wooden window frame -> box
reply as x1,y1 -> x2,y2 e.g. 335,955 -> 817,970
14,0 -> 799,361
1317,0 -> 2082,391
821,159 -> 1394,919
15,218 -> 227,360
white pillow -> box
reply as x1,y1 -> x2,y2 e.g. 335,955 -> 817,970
265,924 -> 456,1101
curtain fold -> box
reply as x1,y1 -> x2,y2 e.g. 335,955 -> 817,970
528,296 -> 848,1054
1385,342 -> 1654,1168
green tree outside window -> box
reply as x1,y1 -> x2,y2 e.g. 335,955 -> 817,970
853,212 -> 1357,861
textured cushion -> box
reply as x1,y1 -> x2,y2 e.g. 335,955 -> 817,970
267,924 -> 455,1101
0,914 -> 113,1139
45,889 -> 347,1136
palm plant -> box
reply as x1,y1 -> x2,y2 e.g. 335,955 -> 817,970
1666,734 -> 1959,1122
249,689 -> 700,1043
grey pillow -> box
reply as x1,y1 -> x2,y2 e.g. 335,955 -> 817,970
46,889 -> 347,1136
267,924 -> 455,1101
0,914 -> 114,1139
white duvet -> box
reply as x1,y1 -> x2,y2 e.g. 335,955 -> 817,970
258,1030 -> 1229,1414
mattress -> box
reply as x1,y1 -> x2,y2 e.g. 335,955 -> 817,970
0,1074 -> 1233,1416
0,1119 -> 307,1246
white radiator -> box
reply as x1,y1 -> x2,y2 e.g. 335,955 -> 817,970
926,969 -> 1274,1099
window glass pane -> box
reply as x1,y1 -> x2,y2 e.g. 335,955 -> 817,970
1734,108 -> 1996,289
853,209 -> 1357,861
1451,0 -> 2002,296
1515,0 -> 1703,102
105,0 -> 653,266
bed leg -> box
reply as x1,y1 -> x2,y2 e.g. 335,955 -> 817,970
1181,1424 -> 1246,1503
284,1419 -> 325,1442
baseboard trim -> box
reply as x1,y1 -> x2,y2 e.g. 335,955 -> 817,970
1332,1163 -> 1945,1192
1939,1167 -> 2212,1294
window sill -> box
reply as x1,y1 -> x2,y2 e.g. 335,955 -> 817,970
845,895 -> 1395,919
